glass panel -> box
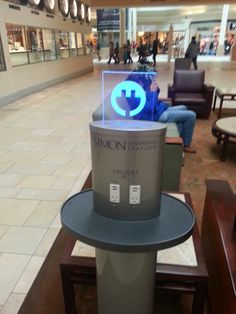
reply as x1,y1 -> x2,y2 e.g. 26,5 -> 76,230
6,24 -> 28,66
76,33 -> 84,56
42,28 -> 56,61
26,27 -> 44,63
56,30 -> 69,59
68,32 -> 77,57
102,71 -> 157,121
0,36 -> 6,72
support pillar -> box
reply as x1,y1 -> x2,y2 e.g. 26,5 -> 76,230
119,8 -> 126,48
132,8 -> 137,44
168,24 -> 173,63
217,4 -> 229,56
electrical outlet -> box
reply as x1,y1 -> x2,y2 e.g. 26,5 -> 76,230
110,183 -> 120,203
129,185 -> 141,204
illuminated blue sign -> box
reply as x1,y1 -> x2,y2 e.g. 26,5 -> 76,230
110,81 -> 146,117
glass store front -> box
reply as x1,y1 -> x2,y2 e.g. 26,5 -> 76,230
6,23 -> 92,67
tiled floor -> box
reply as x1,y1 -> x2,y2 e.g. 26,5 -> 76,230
0,57 -> 236,313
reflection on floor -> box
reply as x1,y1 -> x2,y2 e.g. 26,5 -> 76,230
0,60 -> 236,313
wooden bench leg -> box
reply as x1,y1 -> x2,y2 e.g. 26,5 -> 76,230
212,94 -> 217,111
60,266 -> 77,314
191,282 -> 207,314
221,135 -> 229,162
218,97 -> 224,119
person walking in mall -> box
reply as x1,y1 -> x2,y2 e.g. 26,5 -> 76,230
126,40 -> 133,64
185,36 -> 199,70
152,39 -> 158,66
114,42 -> 119,64
96,41 -> 101,61
107,41 -> 116,64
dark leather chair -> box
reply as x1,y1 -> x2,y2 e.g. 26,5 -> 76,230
168,70 -> 215,119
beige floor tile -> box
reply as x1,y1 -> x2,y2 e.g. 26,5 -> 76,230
30,129 -> 54,136
0,163 -> 13,173
13,256 -> 45,294
69,153 -> 90,166
7,141 -> 39,152
0,226 -> 10,240
0,188 -> 21,198
50,212 -> 62,229
0,199 -> 39,225
0,226 -> 47,255
6,163 -> 58,176
0,174 -> 23,188
0,293 -> 25,314
53,164 -> 84,177
40,152 -> 73,165
26,135 -> 64,143
33,142 -> 75,153
68,162 -> 91,197
51,176 -> 77,190
16,188 -> 68,202
24,200 -> 62,228
0,151 -> 47,164
16,175 -> 56,189
34,228 -> 60,257
0,253 -> 30,305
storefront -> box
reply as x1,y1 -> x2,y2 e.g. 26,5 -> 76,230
190,20 -> 236,56
0,0 -> 93,105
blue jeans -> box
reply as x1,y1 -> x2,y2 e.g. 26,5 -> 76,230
158,105 -> 196,147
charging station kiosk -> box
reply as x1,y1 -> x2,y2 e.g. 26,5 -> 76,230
61,71 -> 195,314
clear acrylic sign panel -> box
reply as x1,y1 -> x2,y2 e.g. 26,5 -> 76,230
102,71 -> 157,121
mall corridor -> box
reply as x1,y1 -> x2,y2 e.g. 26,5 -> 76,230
0,60 -> 236,313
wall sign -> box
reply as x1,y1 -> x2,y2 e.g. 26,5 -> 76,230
70,0 -> 78,19
59,0 -> 69,17
8,3 -> 21,10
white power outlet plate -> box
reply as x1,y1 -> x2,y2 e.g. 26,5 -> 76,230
110,183 -> 120,203
129,185 -> 141,204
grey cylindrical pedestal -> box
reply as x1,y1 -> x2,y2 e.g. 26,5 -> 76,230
96,249 -> 156,314
61,184 -> 195,314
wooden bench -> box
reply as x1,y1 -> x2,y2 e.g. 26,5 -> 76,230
201,180 -> 236,314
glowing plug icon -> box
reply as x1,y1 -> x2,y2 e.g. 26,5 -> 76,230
110,81 -> 146,117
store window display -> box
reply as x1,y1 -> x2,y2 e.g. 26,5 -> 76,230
224,32 -> 234,55
76,33 -> 85,55
56,30 -> 69,59
42,29 -> 56,61
26,27 -> 44,63
69,32 -> 77,56
6,24 -> 28,66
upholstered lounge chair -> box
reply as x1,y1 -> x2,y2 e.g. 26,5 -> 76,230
168,70 -> 215,119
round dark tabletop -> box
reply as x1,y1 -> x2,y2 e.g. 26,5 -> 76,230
61,189 -> 195,253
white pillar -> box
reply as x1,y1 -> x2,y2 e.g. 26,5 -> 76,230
168,24 -> 173,63
119,8 -> 126,47
132,8 -> 137,44
217,4 -> 229,56
128,8 -> 132,43
184,20 -> 191,54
